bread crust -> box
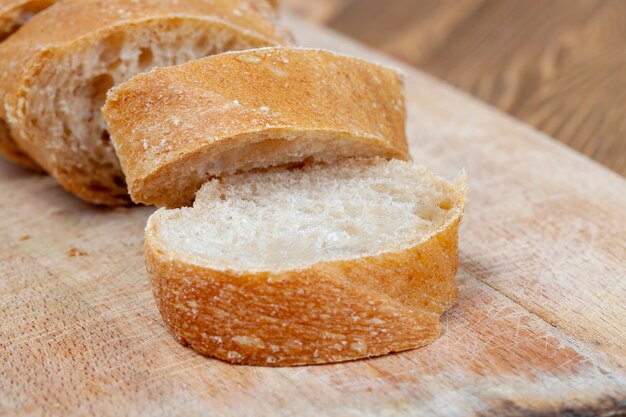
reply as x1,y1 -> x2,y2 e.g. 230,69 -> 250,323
145,184 -> 465,366
0,0 -> 292,204
104,47 -> 410,207
0,0 -> 56,41
0,117 -> 42,171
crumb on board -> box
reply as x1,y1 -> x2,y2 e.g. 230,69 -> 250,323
67,247 -> 88,257
19,235 -> 30,241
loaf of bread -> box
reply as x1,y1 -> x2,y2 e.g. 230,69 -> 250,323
0,0 -> 56,41
0,0 -> 292,204
103,47 -> 410,208
146,158 -> 466,366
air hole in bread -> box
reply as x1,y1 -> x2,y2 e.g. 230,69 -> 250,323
99,32 -> 126,64
100,130 -> 111,145
195,35 -> 209,51
113,174 -> 126,188
138,47 -> 154,69
219,36 -> 238,54
438,199 -> 453,211
90,74 -> 115,113
107,59 -> 122,71
298,156 -> 316,168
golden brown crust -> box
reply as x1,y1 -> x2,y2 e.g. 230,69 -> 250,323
0,0 -> 56,41
0,117 -> 42,171
104,47 -> 410,207
145,203 -> 464,366
0,0 -> 292,204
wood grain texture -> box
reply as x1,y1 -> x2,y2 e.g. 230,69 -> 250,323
1,15 -> 625,417
282,0 -> 626,176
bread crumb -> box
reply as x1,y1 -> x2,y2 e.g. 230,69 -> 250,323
267,65 -> 287,77
227,351 -> 243,360
19,235 -> 30,241
68,247 -> 88,257
350,340 -> 367,354
236,55 -> 261,64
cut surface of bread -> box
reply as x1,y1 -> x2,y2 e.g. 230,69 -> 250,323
103,47 -> 410,208
0,0 -> 292,205
0,0 -> 57,171
146,158 -> 467,366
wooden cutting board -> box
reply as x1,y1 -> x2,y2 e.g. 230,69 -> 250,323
1,15 -> 625,417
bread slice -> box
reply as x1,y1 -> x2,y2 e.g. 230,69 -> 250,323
0,0 -> 56,41
146,158 -> 467,366
104,47 -> 410,208
0,0 -> 58,171
0,0 -> 292,205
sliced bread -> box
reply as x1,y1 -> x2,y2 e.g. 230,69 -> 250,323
0,0 -> 58,171
0,0 -> 292,204
103,47 -> 410,208
146,158 -> 467,366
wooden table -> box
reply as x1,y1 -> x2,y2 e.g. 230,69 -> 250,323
283,0 -> 626,176
2,14 -> 625,416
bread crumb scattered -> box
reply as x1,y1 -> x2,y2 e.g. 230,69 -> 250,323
68,247 -> 88,257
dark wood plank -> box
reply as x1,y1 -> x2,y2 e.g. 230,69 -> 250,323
282,0 -> 626,176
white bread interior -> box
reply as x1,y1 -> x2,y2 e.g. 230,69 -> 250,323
156,158 -> 463,270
